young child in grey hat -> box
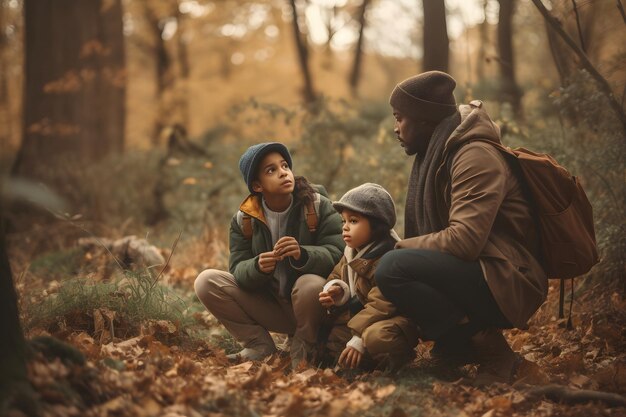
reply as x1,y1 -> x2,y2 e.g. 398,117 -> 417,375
318,183 -> 419,370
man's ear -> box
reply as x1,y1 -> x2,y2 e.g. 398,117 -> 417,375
251,181 -> 263,193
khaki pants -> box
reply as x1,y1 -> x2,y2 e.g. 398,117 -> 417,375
362,315 -> 419,362
326,314 -> 419,365
194,269 -> 326,353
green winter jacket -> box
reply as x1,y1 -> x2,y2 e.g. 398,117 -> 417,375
228,188 -> 344,299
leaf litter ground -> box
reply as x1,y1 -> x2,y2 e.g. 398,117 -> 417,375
8,238 -> 626,417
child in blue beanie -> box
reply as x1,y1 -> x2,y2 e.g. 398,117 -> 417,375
194,142 -> 344,367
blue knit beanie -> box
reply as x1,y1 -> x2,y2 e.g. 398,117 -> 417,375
238,142 -> 293,193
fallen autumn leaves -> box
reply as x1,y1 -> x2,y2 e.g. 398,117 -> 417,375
15,332 -> 416,417
11,316 -> 626,417
7,238 -> 626,417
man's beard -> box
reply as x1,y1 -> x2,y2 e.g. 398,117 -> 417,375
407,136 -> 429,157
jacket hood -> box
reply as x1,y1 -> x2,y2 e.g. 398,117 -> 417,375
444,100 -> 501,155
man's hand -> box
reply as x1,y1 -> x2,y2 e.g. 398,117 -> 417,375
338,346 -> 363,369
273,236 -> 301,261
319,285 -> 345,308
257,251 -> 278,274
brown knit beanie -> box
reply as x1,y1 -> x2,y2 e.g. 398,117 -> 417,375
389,71 -> 457,123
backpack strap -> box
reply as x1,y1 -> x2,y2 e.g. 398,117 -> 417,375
304,192 -> 321,233
236,211 -> 253,240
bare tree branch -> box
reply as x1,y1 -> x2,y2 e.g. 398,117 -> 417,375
531,0 -> 626,134
349,0 -> 370,96
571,0 -> 586,52
288,0 -> 316,103
618,0 -> 626,25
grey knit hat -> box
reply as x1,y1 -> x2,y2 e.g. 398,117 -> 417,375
333,183 -> 396,229
389,71 -> 457,122
239,142 -> 293,193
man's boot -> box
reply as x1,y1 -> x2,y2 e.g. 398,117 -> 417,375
471,328 -> 521,385
430,323 -> 478,367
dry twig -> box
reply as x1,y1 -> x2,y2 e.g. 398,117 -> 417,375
526,384 -> 626,407
149,230 -> 182,290
570,0 -> 586,53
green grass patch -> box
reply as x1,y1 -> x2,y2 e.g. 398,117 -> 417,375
25,269 -> 198,342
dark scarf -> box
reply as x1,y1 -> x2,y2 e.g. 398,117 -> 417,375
405,111 -> 462,238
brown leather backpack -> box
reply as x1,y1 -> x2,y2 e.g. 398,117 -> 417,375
489,144 -> 599,280
466,141 -> 600,321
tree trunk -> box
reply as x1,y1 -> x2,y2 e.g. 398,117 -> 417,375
143,3 -> 172,144
497,0 -> 522,115
174,2 -> 190,131
0,208 -> 28,402
13,0 -> 126,177
142,1 -> 190,143
349,0 -> 370,97
288,0 -> 316,103
0,4 -> 10,162
176,10 -> 190,80
422,0 -> 449,72
476,0 -> 489,81
322,4 -> 336,69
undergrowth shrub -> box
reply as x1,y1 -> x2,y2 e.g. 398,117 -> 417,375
296,99 -> 408,198
134,97 -> 413,238
26,269 -> 196,342
55,151 -> 160,224
10,97 -> 411,249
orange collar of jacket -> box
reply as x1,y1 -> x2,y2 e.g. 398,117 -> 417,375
239,195 -> 267,225
238,194 -> 302,226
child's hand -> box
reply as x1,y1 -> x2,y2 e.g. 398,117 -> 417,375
318,285 -> 345,308
257,251 -> 278,274
273,236 -> 301,261
339,346 -> 363,369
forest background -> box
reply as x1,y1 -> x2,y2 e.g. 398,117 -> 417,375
1,1 -> 626,416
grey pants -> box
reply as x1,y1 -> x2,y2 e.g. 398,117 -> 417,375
194,269 -> 326,354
